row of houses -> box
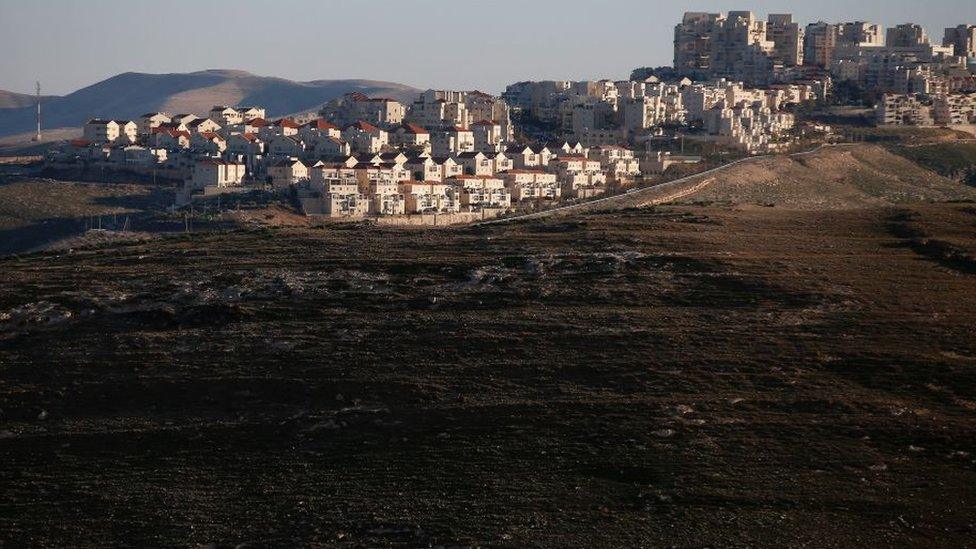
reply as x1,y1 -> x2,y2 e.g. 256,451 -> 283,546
65,88 -> 708,218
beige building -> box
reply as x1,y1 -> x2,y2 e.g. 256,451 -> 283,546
446,176 -> 511,210
457,152 -> 494,177
369,180 -> 406,215
398,180 -> 460,214
317,179 -> 371,217
404,155 -> 443,182
187,118 -> 222,135
269,158 -> 309,187
189,159 -> 246,191
138,113 -> 171,137
389,122 -> 431,149
944,25 -> 976,58
590,146 -> 640,181
502,170 -> 560,201
209,106 -> 244,126
342,121 -> 389,154
767,14 -> 804,66
321,93 -> 406,127
430,126 -> 475,156
804,22 -> 839,68
933,92 -> 976,125
888,24 -> 929,48
84,119 -> 120,142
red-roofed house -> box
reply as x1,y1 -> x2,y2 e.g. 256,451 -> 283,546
342,121 -> 389,154
389,122 -> 432,149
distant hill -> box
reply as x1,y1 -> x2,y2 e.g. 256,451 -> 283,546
0,90 -> 58,109
0,70 -> 421,138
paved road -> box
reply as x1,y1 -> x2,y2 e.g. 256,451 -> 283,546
478,143 -> 855,226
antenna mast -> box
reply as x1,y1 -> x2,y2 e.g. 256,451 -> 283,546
34,81 -> 42,142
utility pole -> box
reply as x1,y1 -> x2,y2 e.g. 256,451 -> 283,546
33,82 -> 42,142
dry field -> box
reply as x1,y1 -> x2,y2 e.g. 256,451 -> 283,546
1,198 -> 975,546
0,176 -> 174,254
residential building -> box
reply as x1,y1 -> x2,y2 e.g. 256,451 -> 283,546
84,119 -> 120,142
188,159 -> 246,191
321,93 -> 406,127
209,106 -> 244,126
446,176 -> 511,210
767,14 -> 804,67
342,121 -> 389,154
268,158 -> 309,187
944,25 -> 976,58
398,180 -> 459,214
138,113 -> 171,137
502,170 -> 561,201
389,122 -> 431,150
369,180 -> 406,215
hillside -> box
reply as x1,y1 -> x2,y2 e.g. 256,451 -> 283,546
1,203 -> 975,546
632,145 -> 976,210
0,90 -> 58,109
0,70 -> 421,138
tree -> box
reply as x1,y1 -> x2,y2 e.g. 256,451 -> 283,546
630,66 -> 685,83
964,167 -> 976,188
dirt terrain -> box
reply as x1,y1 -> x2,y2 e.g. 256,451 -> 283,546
0,175 -> 175,254
667,144 -> 976,209
1,196 -> 976,546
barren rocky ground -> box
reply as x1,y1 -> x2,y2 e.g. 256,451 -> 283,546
1,200 -> 975,547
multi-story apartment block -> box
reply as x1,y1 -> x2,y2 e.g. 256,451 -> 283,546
944,25 -> 976,58
429,126 -> 475,156
84,119 -> 120,143
674,12 -> 725,80
502,170 -> 560,201
888,24 -> 930,48
321,93 -> 406,128
804,22 -> 839,68
876,93 -> 935,125
367,179 -> 405,216
674,11 -> 803,85
933,92 -> 976,125
471,120 -> 505,153
342,121 -> 389,154
398,180 -> 459,214
268,158 -> 310,187
314,179 -> 370,217
767,14 -> 804,67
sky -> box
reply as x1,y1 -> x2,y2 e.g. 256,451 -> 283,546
0,0 -> 973,96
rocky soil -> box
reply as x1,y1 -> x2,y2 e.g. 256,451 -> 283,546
1,203 -> 975,546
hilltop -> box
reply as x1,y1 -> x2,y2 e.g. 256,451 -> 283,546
0,70 -> 421,138
678,144 -> 976,208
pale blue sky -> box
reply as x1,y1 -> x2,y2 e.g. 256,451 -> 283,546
1,0 -> 973,96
